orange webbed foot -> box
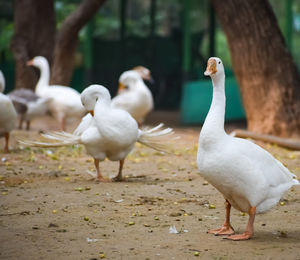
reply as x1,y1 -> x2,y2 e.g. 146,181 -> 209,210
112,176 -> 123,182
224,232 -> 252,241
95,177 -> 112,183
208,225 -> 235,236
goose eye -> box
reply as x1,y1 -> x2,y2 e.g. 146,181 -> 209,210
96,98 -> 98,102
218,61 -> 221,64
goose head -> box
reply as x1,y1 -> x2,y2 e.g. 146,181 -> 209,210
81,84 -> 111,116
118,70 -> 142,94
204,57 -> 225,80
132,66 -> 154,83
26,56 -> 48,69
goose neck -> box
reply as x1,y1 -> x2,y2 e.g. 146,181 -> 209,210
36,62 -> 50,91
201,74 -> 226,138
95,97 -> 111,111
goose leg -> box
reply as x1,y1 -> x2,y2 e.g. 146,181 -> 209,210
18,117 -> 23,130
61,117 -> 66,131
208,200 -> 235,235
94,159 -> 110,182
26,120 -> 31,131
113,159 -> 125,182
225,206 -> 256,241
4,133 -> 10,153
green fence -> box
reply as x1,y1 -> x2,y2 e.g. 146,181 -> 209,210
181,77 -> 245,124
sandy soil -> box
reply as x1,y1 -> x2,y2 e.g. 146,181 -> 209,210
0,115 -> 300,260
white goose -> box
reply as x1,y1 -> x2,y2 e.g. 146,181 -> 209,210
111,70 -> 154,125
0,70 -> 17,152
27,56 -> 85,130
197,57 -> 299,240
22,85 -> 173,182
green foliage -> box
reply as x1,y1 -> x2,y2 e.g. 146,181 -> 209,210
215,29 -> 232,70
0,20 -> 13,62
55,0 -> 77,29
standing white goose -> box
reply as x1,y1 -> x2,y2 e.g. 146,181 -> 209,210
21,85 -> 173,182
111,70 -> 154,125
0,70 -> 17,152
27,56 -> 85,130
197,57 -> 299,240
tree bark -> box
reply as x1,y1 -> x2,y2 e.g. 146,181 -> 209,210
211,0 -> 300,138
11,0 -> 55,90
51,0 -> 106,85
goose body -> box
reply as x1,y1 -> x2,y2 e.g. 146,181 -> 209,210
111,70 -> 154,125
27,56 -> 85,130
198,134 -> 297,213
197,57 -> 299,240
81,85 -> 139,162
23,85 -> 173,182
0,70 -> 17,152
8,88 -> 51,130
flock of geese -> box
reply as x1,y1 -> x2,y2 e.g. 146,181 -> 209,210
1,57 -> 299,240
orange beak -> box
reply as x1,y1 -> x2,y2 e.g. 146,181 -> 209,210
26,59 -> 34,66
117,83 -> 126,94
89,110 -> 94,116
204,58 -> 217,76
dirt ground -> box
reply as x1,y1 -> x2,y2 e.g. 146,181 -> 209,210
0,113 -> 300,260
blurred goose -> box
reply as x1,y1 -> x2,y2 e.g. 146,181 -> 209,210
8,88 -> 51,130
132,66 -> 154,83
27,56 -> 85,130
21,85 -> 173,182
0,70 -> 17,152
111,70 -> 154,125
197,57 -> 299,240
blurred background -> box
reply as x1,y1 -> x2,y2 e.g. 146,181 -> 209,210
0,0 -> 299,124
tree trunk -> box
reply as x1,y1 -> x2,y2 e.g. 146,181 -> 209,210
51,0 -> 106,85
11,0 -> 55,90
211,0 -> 300,138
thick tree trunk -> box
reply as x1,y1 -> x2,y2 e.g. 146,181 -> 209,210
51,0 -> 106,85
11,0 -> 55,90
211,0 -> 300,138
